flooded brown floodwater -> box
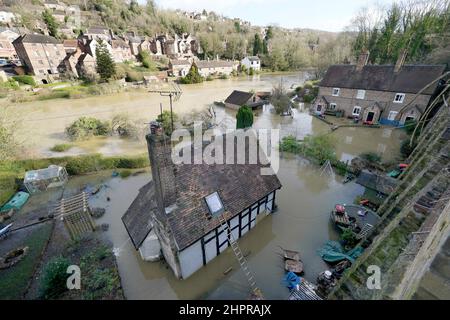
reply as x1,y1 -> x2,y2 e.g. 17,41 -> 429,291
6,72 -> 406,161
11,73 -> 408,299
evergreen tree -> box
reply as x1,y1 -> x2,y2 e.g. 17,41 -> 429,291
253,34 -> 263,56
42,9 -> 59,38
96,41 -> 116,81
180,63 -> 203,84
236,105 -> 254,129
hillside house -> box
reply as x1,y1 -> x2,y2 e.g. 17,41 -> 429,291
0,28 -> 19,60
12,34 -> 66,82
126,32 -> 142,56
224,90 -> 266,110
168,59 -> 191,77
82,26 -> 113,42
122,128 -> 282,279
196,60 -> 237,77
111,39 -> 133,62
52,10 -> 66,24
314,51 -> 446,126
241,56 -> 261,71
0,7 -> 17,24
43,0 -> 66,12
76,53 -> 96,78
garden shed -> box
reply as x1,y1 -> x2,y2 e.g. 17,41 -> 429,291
23,165 -> 68,194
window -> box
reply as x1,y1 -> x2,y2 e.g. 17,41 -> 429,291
205,192 -> 224,217
332,88 -> 340,96
356,90 -> 366,99
394,93 -> 405,103
329,103 -> 337,110
388,111 -> 398,121
352,106 -> 361,115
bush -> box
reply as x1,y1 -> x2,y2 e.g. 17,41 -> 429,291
39,256 -> 70,299
360,152 -> 381,164
12,75 -> 36,86
65,117 -> 110,141
119,169 -> 132,178
125,69 -> 144,82
50,143 -> 72,152
300,135 -> 336,164
280,135 -> 301,153
400,140 -> 417,158
219,74 -> 229,79
180,64 -> 203,84
156,110 -> 178,135
205,75 -> 213,81
0,79 -> 19,90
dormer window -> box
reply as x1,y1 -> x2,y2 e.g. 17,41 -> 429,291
205,192 -> 224,217
332,88 -> 340,96
394,93 -> 405,103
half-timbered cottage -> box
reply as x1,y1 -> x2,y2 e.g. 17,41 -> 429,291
122,128 -> 282,279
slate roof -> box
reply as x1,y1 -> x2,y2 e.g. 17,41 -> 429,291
122,131 -> 282,251
63,39 -> 78,48
12,34 -> 60,45
320,64 -> 446,95
245,56 -> 260,62
196,60 -> 235,69
170,59 -> 191,66
122,181 -> 157,249
224,90 -> 254,106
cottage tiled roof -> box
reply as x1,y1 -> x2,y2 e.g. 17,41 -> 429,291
111,39 -> 130,48
170,59 -> 191,66
246,56 -> 260,62
122,181 -> 157,249
224,90 -> 254,106
123,131 -> 282,250
196,60 -> 235,69
86,26 -> 110,35
320,64 -> 446,95
12,34 -> 60,45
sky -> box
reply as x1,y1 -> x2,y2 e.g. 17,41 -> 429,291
150,0 -> 396,32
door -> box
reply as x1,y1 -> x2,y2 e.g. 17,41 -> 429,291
366,112 -> 375,122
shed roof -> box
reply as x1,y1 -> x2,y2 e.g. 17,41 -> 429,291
122,131 -> 282,251
196,60 -> 235,69
122,181 -> 157,249
224,90 -> 254,106
170,59 -> 191,66
320,64 -> 446,95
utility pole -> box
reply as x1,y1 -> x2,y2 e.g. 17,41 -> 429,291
148,82 -> 182,133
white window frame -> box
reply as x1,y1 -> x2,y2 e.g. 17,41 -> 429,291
352,106 -> 361,116
332,88 -> 340,96
356,89 -> 366,100
393,93 -> 405,103
388,111 -> 398,121
329,103 -> 337,110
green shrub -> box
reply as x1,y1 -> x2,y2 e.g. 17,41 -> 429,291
119,169 -> 132,178
65,154 -> 101,175
50,143 -> 72,152
303,94 -> 315,103
37,91 -> 71,100
0,79 -> 19,90
180,64 -> 203,84
39,256 -> 70,299
65,117 -> 110,141
360,152 -> 381,164
12,75 -> 36,86
125,69 -> 144,82
280,135 -> 301,153
219,74 -> 229,79
205,75 -> 213,81
400,140 -> 417,158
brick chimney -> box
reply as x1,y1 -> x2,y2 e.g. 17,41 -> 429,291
146,126 -> 177,210
394,49 -> 407,73
356,50 -> 370,71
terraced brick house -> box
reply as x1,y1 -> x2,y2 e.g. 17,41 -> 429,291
12,34 -> 66,83
314,51 -> 446,126
122,129 -> 282,279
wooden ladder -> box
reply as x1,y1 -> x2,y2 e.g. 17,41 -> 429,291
218,213 -> 263,299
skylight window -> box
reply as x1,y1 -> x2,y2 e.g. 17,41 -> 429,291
205,192 -> 224,217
